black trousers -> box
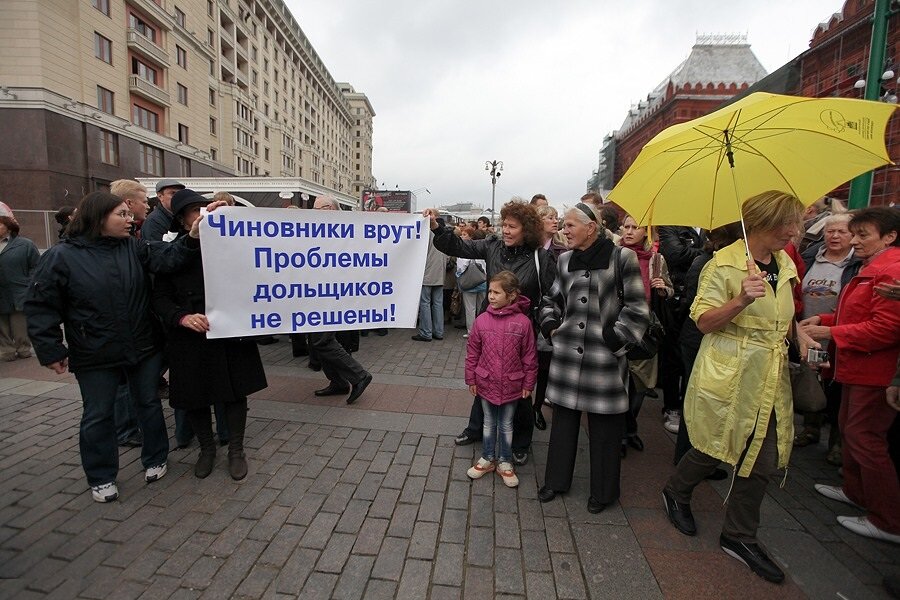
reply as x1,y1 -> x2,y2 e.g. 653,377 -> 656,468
659,313 -> 688,411
531,351 -> 553,412
543,405 -> 625,505
462,395 -> 534,452
308,332 -> 367,387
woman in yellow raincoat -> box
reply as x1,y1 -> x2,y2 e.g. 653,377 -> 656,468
662,191 -> 803,585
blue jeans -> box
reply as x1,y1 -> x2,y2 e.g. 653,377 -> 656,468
417,285 -> 444,339
481,397 -> 516,463
114,383 -> 140,443
74,352 -> 169,486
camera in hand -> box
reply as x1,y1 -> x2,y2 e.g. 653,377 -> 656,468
807,348 -> 829,366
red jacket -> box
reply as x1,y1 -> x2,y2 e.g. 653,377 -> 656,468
820,246 -> 900,387
465,295 -> 538,405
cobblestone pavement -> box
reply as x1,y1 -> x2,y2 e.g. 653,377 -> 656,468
0,328 -> 898,599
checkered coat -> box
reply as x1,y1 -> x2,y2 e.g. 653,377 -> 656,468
539,245 -> 649,415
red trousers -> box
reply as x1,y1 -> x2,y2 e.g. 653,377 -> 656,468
840,384 -> 900,533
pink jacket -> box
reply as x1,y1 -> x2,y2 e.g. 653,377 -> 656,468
465,295 -> 538,405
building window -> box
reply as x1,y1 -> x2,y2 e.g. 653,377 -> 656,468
96,86 -> 114,114
179,156 -> 191,177
207,0 -> 213,16
132,104 -> 159,132
177,83 -> 188,105
210,148 -> 217,160
207,28 -> 214,46
94,33 -> 112,64
139,143 -> 163,175
264,147 -> 269,161
208,87 -> 216,106
131,57 -> 158,85
209,116 -> 217,135
92,0 -> 110,17
178,123 -> 189,144
209,58 -> 215,76
99,130 -> 118,165
129,14 -> 157,44
356,141 -> 360,148
174,6 -> 186,28
176,45 -> 187,68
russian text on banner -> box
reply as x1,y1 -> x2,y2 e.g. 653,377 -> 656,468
200,207 -> 429,338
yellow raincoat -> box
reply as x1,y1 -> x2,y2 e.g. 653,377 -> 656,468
684,239 -> 796,477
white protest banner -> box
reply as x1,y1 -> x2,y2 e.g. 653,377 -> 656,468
200,207 -> 429,338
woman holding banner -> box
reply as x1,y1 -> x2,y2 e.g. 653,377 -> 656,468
426,200 -> 557,466
152,189 -> 268,481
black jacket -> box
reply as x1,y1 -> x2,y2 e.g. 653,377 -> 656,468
24,235 -> 198,371
431,227 -> 557,312
657,226 -> 706,294
152,247 -> 267,409
677,251 -> 713,373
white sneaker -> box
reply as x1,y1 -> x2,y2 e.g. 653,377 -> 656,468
91,482 -> 119,503
145,463 -> 167,483
814,484 -> 863,509
837,516 -> 900,544
663,410 -> 680,434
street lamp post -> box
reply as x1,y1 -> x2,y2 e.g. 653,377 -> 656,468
485,160 -> 503,225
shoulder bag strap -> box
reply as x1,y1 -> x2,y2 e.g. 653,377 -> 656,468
613,245 -> 624,308
534,249 -> 542,298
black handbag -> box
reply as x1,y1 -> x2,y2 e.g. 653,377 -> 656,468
613,246 -> 663,361
789,362 -> 827,413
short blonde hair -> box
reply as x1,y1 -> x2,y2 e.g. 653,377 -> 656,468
536,205 -> 558,219
742,191 -> 803,234
213,191 -> 235,206
110,179 -> 147,201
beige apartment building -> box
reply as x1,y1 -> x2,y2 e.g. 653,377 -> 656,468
0,0 -> 375,210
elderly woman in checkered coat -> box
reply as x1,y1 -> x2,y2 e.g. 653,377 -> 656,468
537,202 -> 649,513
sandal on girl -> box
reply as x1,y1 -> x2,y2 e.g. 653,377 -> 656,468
497,462 -> 519,488
467,457 -> 495,480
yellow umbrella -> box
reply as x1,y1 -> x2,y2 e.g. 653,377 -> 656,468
608,92 -> 896,230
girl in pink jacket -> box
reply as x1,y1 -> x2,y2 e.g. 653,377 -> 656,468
465,271 -> 538,487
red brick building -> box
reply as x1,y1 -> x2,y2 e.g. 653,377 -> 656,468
608,34 -> 768,186
594,2 -> 899,207
798,0 -> 900,206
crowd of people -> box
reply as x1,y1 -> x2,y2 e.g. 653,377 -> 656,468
425,192 -> 900,587
1,184 -> 898,591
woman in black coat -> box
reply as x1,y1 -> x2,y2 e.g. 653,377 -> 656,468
25,191 -> 205,503
152,190 -> 267,480
427,200 -> 557,466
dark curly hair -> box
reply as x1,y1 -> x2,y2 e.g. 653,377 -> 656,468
499,200 -> 543,249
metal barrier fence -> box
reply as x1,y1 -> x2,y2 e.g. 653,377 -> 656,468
13,210 -> 59,252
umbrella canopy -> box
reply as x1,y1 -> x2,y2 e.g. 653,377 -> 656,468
608,93 -> 896,229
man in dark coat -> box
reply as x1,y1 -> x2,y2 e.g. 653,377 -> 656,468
140,179 -> 184,243
656,226 -> 706,434
306,195 -> 373,404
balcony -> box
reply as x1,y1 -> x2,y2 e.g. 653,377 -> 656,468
235,68 -> 248,89
126,0 -> 171,30
129,75 -> 170,106
126,29 -> 170,67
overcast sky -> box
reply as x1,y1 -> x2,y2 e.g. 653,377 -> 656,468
284,0 -> 846,210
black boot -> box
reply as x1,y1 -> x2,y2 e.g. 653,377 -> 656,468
186,409 -> 216,478
224,400 -> 248,480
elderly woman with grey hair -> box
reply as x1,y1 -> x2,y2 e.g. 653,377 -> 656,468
537,202 -> 649,513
